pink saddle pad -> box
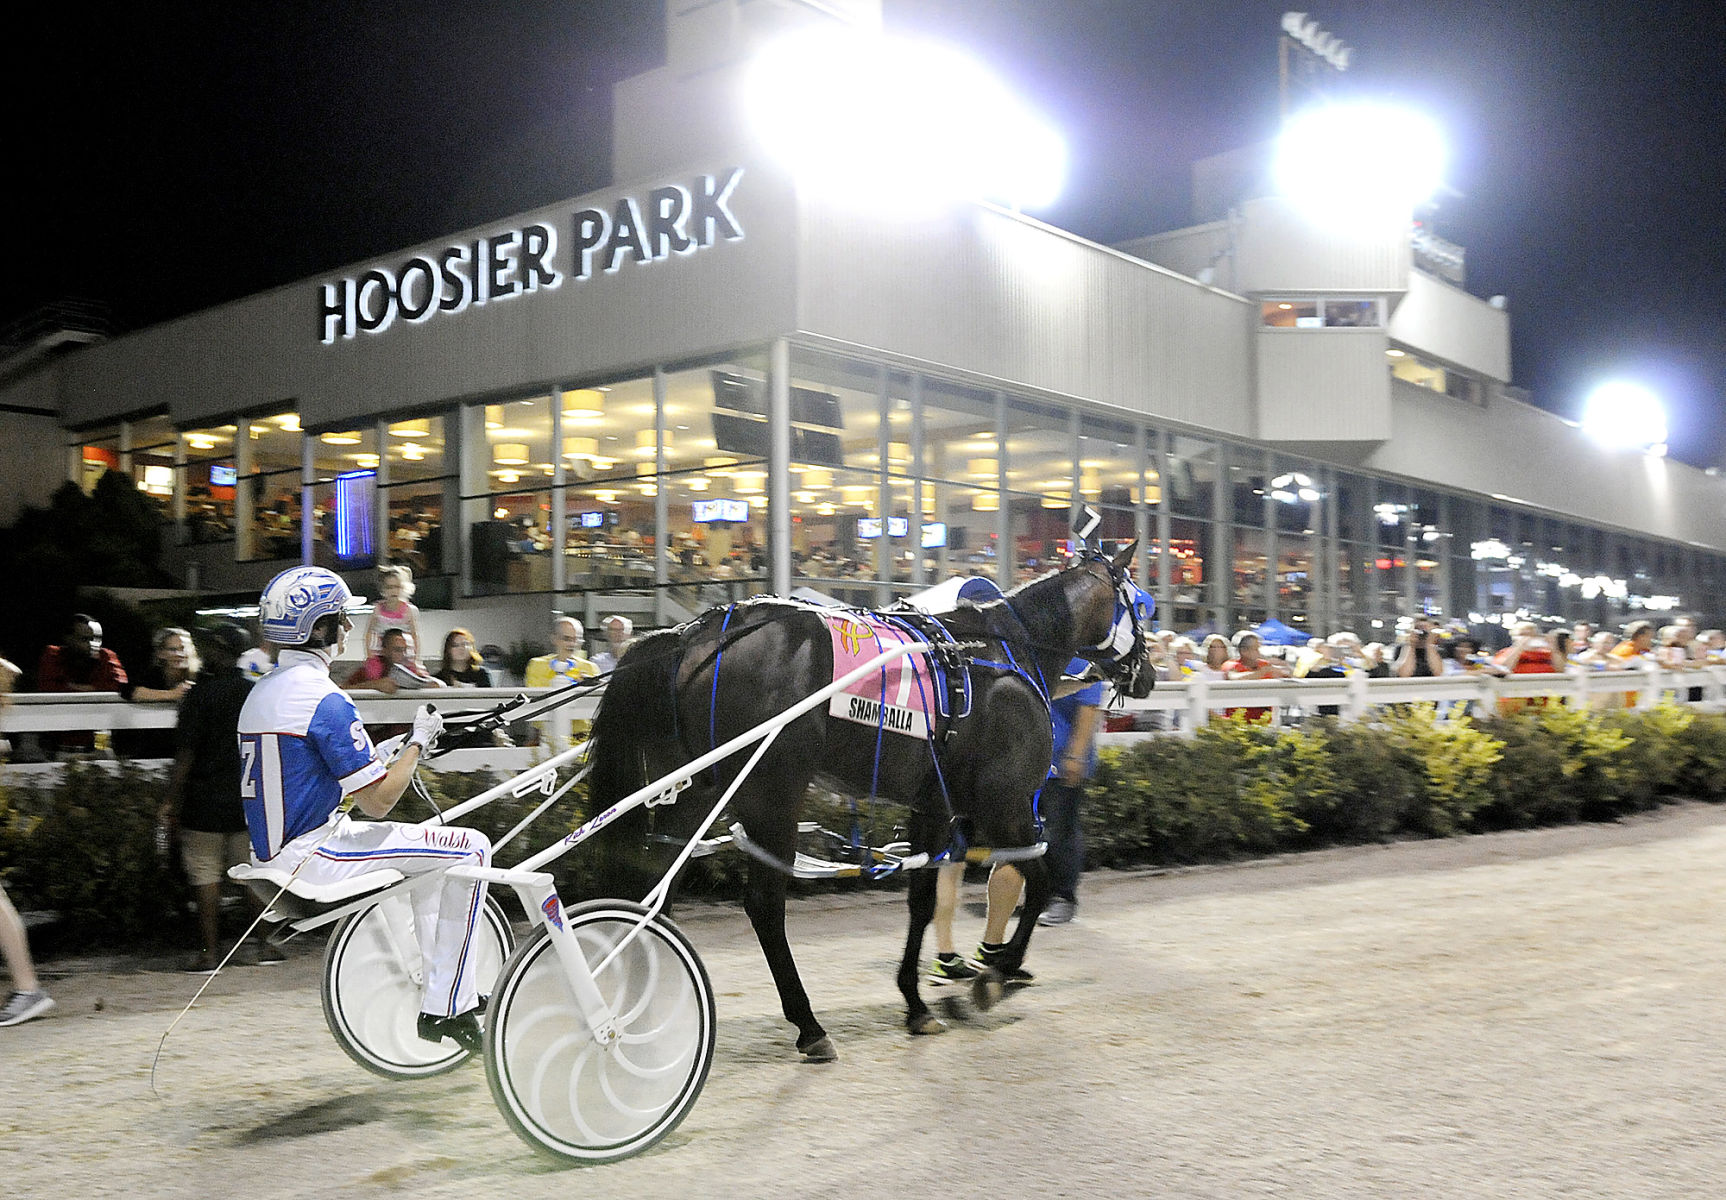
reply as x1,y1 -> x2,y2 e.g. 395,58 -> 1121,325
823,613 -> 936,738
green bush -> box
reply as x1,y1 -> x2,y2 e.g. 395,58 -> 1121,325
1602,704 -> 1695,810
1378,705 -> 1504,836
1475,706 -> 1631,827
0,763 -> 189,949
1317,718 -> 1427,843
1676,712 -> 1726,802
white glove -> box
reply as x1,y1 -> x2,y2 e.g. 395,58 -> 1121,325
408,703 -> 443,754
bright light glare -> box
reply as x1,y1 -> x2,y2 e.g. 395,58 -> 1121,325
1273,102 -> 1446,225
1581,380 -> 1668,452
743,29 -> 1065,213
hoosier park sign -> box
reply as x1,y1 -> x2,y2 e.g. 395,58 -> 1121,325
316,167 -> 744,344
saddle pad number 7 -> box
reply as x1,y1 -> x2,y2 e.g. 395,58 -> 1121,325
824,615 -> 933,738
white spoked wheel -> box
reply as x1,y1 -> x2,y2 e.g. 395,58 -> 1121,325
322,892 -> 514,1079
485,899 -> 716,1164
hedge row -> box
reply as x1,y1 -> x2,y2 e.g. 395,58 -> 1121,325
1086,703 -> 1726,866
4,703 -> 1725,949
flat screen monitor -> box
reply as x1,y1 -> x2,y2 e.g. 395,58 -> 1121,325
921,521 -> 947,549
887,516 -> 910,538
856,517 -> 883,539
209,464 -> 237,487
578,511 -> 605,529
692,499 -> 749,523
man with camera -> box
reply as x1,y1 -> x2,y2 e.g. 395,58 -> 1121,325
1394,618 -> 1446,678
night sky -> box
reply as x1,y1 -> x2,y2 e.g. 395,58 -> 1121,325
8,2 -> 1723,464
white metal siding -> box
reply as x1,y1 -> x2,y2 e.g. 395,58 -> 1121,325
1256,330 -> 1392,442
1386,270 -> 1511,381
1235,196 -> 1411,295
1116,222 -> 1231,284
1365,382 -> 1726,552
795,195 -> 1255,436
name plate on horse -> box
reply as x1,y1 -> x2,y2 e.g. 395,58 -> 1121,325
822,614 -> 936,738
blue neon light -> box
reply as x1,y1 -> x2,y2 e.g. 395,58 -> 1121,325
333,470 -> 375,559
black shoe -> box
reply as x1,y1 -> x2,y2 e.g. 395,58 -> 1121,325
417,1010 -> 484,1054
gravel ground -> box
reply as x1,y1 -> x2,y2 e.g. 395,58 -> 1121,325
7,802 -> 1726,1199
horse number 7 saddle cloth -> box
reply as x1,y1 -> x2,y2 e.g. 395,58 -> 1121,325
821,611 -> 970,739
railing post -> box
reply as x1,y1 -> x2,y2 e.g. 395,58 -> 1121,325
1343,671 -> 1369,724
1185,678 -> 1207,738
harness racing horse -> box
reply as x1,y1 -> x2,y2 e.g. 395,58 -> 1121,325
584,543 -> 1153,1061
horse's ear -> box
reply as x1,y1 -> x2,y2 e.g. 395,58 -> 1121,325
1110,541 -> 1138,570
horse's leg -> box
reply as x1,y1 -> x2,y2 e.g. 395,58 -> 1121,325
998,851 -> 1050,971
741,852 -> 836,1062
897,861 -> 944,1035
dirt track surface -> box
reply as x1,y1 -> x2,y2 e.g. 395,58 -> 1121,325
8,803 -> 1726,1199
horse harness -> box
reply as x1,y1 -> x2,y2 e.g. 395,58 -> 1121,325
691,555 -> 1144,878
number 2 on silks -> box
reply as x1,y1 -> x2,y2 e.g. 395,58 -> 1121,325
239,738 -> 259,799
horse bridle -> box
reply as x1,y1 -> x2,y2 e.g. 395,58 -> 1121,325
1063,553 -> 1151,697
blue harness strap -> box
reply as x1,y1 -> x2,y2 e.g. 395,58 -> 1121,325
707,605 -> 737,781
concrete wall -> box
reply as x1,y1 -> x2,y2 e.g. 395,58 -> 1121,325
1235,196 -> 1412,295
796,196 -> 1256,438
1257,328 -> 1392,442
1387,269 -> 1511,381
0,408 -> 68,526
1363,381 -> 1726,551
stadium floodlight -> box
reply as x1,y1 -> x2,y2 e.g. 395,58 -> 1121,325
1273,101 -> 1446,226
742,27 -> 1066,214
1581,380 -> 1668,454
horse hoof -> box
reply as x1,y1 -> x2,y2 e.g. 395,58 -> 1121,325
798,1035 -> 838,1063
972,968 -> 1004,1012
907,1012 -> 948,1036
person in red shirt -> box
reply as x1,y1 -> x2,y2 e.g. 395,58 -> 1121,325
1493,621 -> 1565,714
1221,630 -> 1289,722
36,614 -> 128,754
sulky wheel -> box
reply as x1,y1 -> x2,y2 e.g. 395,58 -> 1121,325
484,899 -> 716,1164
322,891 -> 514,1079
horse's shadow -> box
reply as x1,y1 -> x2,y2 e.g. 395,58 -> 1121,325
712,993 -> 1028,1069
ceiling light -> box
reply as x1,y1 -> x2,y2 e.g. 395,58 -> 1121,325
561,389 -> 606,424
493,443 -> 530,466
389,419 -> 430,438
320,432 -> 360,446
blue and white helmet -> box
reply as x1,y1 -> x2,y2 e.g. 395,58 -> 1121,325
259,566 -> 363,645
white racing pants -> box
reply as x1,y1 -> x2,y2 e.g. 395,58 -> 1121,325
267,814 -> 493,1018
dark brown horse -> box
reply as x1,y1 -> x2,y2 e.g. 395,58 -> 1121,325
584,544 -> 1152,1060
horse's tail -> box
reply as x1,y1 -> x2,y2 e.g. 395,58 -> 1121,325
583,628 -> 685,900
588,628 -> 685,808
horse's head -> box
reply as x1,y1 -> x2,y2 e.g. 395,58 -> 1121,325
1065,541 -> 1155,699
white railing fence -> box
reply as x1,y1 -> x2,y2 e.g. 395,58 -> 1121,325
2,665 -> 1720,776
1096,663 -> 1726,745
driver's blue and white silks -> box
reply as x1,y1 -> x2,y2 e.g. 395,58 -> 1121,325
237,648 -> 491,1019
238,649 -> 389,860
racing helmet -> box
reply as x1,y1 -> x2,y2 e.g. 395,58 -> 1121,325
259,566 -> 364,645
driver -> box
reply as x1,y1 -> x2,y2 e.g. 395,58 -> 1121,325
238,566 -> 492,1053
